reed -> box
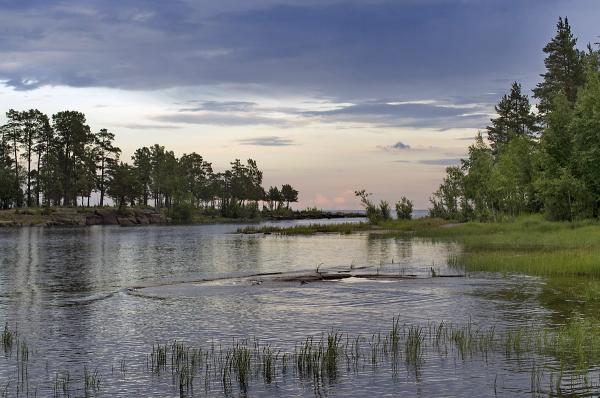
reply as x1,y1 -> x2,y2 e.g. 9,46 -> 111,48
2,317 -> 600,396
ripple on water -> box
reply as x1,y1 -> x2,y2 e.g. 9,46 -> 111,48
0,221 -> 584,396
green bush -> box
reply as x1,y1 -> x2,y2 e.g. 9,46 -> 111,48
171,202 -> 194,224
395,196 -> 413,220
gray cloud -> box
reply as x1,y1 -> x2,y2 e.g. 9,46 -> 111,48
391,141 -> 410,150
179,101 -> 258,112
1,0 -> 598,102
306,100 -> 493,129
237,136 -> 295,146
119,123 -> 183,130
152,113 -> 292,127
379,141 -> 411,151
394,157 -> 463,166
418,158 -> 462,166
153,97 -> 492,130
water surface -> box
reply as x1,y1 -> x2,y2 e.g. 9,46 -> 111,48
0,220 -> 586,396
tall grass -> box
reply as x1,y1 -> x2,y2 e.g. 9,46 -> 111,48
3,316 -> 600,396
426,216 -> 600,278
237,222 -> 373,235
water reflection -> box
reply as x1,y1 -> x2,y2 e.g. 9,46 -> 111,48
0,221 -> 584,396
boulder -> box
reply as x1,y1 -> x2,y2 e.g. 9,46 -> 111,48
116,217 -> 135,226
50,217 -> 85,226
149,213 -> 167,224
95,210 -> 119,225
86,215 -> 103,225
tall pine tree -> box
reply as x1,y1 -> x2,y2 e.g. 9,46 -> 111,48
486,82 -> 539,154
533,17 -> 585,115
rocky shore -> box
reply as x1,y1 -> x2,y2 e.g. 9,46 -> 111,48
0,208 -> 171,227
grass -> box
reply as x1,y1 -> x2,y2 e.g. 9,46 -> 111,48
237,222 -> 374,235
420,215 -> 600,278
2,317 -> 600,396
236,217 -> 456,235
238,214 -> 600,278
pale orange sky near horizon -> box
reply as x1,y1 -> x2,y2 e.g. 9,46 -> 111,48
0,84 -> 479,210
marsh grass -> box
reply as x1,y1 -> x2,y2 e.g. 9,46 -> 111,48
237,222 -> 373,235
239,215 -> 600,278
140,317 -> 600,396
83,366 -> 101,393
3,317 -> 600,396
428,216 -> 600,278
375,215 -> 600,279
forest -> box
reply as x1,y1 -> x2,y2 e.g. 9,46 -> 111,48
0,111 -> 298,219
430,17 -> 600,221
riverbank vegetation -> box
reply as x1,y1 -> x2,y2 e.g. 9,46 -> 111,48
237,222 -> 373,235
430,18 -> 600,222
0,111 -> 302,220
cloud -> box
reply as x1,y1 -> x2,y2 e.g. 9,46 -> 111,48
305,100 -> 493,129
418,158 -> 462,166
237,136 -> 295,146
2,0 -> 597,103
152,113 -> 292,127
119,123 -> 183,130
395,158 -> 462,166
379,141 -> 411,151
179,101 -> 257,112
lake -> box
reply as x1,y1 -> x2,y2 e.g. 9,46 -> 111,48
0,219 -> 591,397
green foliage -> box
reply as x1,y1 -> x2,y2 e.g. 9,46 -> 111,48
378,200 -> 391,221
395,196 -> 413,220
354,189 -> 383,223
429,166 -> 465,220
106,162 -> 139,208
237,222 -> 372,235
571,67 -> 600,204
486,82 -> 540,154
0,107 -> 297,220
535,168 -> 593,221
431,17 -> 600,222
171,202 -> 195,224
533,17 -> 585,115
280,184 -> 299,209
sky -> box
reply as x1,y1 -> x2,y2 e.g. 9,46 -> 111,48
0,0 -> 599,209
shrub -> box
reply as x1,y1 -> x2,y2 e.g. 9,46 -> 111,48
379,200 -> 391,220
395,196 -> 413,220
171,202 -> 194,224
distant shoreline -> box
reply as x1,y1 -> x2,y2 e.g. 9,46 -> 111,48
0,207 -> 365,228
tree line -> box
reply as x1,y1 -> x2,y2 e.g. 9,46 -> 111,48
430,17 -> 600,221
0,111 -> 298,218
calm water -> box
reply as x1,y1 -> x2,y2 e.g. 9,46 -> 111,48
0,220 -> 582,396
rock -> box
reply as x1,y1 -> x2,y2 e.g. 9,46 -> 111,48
0,220 -> 17,227
86,215 -> 103,225
50,217 -> 85,226
95,210 -> 119,225
149,213 -> 167,224
117,217 -> 134,226
136,215 -> 150,224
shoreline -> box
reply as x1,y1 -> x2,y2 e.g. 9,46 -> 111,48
0,207 -> 364,228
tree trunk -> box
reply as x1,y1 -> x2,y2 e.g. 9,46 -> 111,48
27,148 -> 32,207
99,156 -> 105,207
13,136 -> 19,207
36,152 -> 41,206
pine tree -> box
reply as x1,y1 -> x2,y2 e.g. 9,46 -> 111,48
533,17 -> 585,115
486,82 -> 539,154
95,128 -> 121,207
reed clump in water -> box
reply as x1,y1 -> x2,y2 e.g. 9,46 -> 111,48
3,317 -> 600,396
